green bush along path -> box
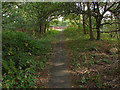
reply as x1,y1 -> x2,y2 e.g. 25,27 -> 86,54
2,30 -> 59,88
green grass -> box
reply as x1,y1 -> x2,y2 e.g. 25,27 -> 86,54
63,27 -> 119,88
2,30 -> 59,88
64,27 -> 118,52
64,28 -> 100,52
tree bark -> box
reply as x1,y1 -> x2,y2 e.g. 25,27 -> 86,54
32,27 -> 35,36
44,24 -> 47,33
96,20 -> 101,40
110,13 -> 113,38
89,15 -> 94,40
96,2 -> 102,40
78,14 -> 81,33
40,24 -> 44,34
100,30 -> 120,33
83,14 -> 87,34
87,2 -> 94,40
118,16 -> 120,39
40,24 -> 41,33
116,16 -> 120,39
83,3 -> 87,34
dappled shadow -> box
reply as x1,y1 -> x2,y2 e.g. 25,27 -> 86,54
47,30 -> 119,88
63,34 -> 119,88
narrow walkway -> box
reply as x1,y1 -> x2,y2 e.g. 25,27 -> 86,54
48,30 -> 71,88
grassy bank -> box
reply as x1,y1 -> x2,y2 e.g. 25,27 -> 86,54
2,30 -> 59,88
64,28 -> 119,88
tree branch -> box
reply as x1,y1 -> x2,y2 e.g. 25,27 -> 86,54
101,22 -> 120,26
100,30 -> 120,33
102,2 -> 116,16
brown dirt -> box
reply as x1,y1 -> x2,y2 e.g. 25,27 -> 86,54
65,39 -> 120,88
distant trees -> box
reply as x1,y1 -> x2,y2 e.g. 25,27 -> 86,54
90,2 -> 119,40
82,3 -> 87,34
87,2 -> 120,40
2,2 -> 120,40
87,2 -> 94,40
2,2 -> 61,34
50,19 -> 68,27
2,3 -> 25,31
64,2 -> 120,40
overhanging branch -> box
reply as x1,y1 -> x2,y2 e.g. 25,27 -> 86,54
101,22 -> 120,26
100,30 -> 120,33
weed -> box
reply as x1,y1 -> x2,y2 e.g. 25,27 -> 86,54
83,61 -> 87,66
81,55 -> 87,60
64,27 -> 118,88
109,84 -> 114,88
103,59 -> 111,64
72,73 -> 75,76
102,83 -> 107,87
89,75 -> 101,88
42,58 -> 47,62
89,59 -> 94,65
2,30 -> 59,88
91,54 -> 98,57
76,63 -> 81,67
80,76 -> 87,84
79,85 -> 83,88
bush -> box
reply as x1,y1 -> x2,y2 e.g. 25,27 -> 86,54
2,30 -> 54,88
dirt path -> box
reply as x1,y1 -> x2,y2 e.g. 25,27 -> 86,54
47,30 -> 71,88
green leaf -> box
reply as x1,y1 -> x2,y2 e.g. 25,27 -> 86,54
43,58 -> 47,62
46,62 -> 49,65
81,76 -> 87,84
40,62 -> 44,69
2,60 -> 9,70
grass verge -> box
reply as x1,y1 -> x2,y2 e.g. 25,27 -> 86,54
64,28 -> 119,88
2,30 -> 59,88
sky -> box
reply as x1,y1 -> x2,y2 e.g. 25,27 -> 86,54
58,17 -> 63,21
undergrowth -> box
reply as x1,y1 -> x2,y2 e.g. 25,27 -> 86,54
64,27 -> 119,88
2,30 -> 59,88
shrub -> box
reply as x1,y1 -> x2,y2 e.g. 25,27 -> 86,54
2,30 -> 54,88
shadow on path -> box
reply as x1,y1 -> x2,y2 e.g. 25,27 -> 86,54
47,30 -> 71,88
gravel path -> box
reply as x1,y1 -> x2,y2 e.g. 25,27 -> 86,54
47,30 -> 71,88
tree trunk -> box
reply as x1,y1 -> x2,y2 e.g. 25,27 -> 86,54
44,24 -> 47,33
116,15 -> 120,39
97,27 -> 100,40
40,25 -> 41,33
78,14 -> 81,33
40,24 -> 44,34
83,14 -> 87,34
96,21 -> 101,40
95,17 -> 102,40
110,13 -> 113,38
83,3 -> 87,34
118,16 -> 120,39
89,15 -> 94,40
32,27 -> 35,36
87,2 -> 94,40
96,2 -> 103,40
46,24 -> 49,31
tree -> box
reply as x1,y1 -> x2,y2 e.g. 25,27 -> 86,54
82,3 -> 87,34
2,2 -> 26,31
91,2 -> 119,40
87,2 -> 94,40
